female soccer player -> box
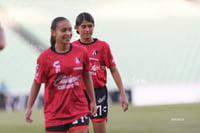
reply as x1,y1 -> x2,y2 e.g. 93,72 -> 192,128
0,23 -> 6,50
25,17 -> 97,133
72,12 -> 129,133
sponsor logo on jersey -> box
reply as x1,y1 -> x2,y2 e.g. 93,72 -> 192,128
90,64 -> 100,76
54,75 -> 80,90
89,58 -> 100,76
91,64 -> 98,71
53,61 -> 61,73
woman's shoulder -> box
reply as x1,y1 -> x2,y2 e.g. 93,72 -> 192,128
72,44 -> 87,52
37,48 -> 52,59
72,39 -> 80,45
96,39 -> 110,48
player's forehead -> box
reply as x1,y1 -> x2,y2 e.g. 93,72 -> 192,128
80,20 -> 93,26
56,20 -> 71,29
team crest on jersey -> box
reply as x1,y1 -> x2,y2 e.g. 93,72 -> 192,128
76,57 -> 80,64
93,50 -> 98,56
53,61 -> 61,73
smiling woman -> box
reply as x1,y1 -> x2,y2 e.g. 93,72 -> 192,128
25,16 -> 97,133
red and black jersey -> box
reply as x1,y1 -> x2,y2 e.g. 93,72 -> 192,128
72,39 -> 116,88
34,44 -> 90,127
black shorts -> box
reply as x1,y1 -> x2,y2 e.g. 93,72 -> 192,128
84,86 -> 108,122
45,115 -> 89,133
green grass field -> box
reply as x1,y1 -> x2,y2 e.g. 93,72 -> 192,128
0,103 -> 200,133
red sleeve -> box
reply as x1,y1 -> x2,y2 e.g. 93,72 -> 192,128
82,48 -> 90,72
103,42 -> 116,68
34,55 -> 47,84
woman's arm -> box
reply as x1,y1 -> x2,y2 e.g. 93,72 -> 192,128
82,71 -> 97,115
25,81 -> 41,123
110,65 -> 128,112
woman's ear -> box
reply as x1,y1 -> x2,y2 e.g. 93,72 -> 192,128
74,25 -> 77,30
51,29 -> 55,37
74,26 -> 79,34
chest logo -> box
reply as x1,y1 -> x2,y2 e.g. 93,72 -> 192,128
93,50 -> 98,56
53,61 -> 61,73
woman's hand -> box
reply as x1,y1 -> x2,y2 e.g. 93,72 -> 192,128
25,108 -> 33,123
90,101 -> 97,116
121,94 -> 128,112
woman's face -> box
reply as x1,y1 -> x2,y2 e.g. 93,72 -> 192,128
76,20 -> 94,40
52,20 -> 72,45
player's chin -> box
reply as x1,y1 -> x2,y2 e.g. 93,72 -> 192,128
63,40 -> 70,44
84,34 -> 92,38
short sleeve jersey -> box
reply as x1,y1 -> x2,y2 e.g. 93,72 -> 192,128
72,39 -> 116,88
34,44 -> 90,127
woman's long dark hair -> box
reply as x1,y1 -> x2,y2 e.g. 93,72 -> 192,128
50,17 -> 68,47
75,12 -> 94,34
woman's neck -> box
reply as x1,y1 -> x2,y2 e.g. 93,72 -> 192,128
55,43 -> 70,53
80,38 -> 94,44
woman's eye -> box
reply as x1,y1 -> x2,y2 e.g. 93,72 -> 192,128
82,25 -> 86,29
